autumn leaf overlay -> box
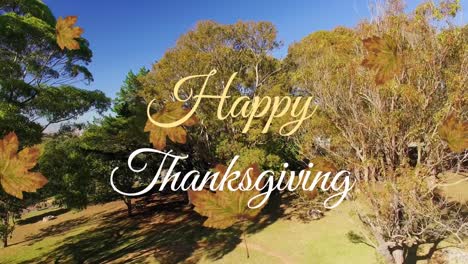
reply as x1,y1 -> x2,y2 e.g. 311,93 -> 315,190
145,102 -> 198,150
362,34 -> 403,85
438,114 -> 468,153
0,132 -> 48,199
188,164 -> 265,229
56,16 -> 83,50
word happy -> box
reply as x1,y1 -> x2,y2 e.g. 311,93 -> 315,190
146,69 -> 318,136
110,149 -> 355,209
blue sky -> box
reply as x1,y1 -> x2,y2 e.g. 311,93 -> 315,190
44,0 -> 467,100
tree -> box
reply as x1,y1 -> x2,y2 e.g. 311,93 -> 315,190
39,133 -> 108,210
140,20 -> 295,174
0,1 -> 109,137
0,194 -> 23,248
0,0 -> 110,247
79,68 -> 155,216
289,0 -> 467,263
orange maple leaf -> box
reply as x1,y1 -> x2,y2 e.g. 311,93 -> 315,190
56,16 -> 83,50
438,114 -> 468,153
188,164 -> 265,229
144,102 -> 198,150
362,35 -> 403,85
0,132 -> 48,199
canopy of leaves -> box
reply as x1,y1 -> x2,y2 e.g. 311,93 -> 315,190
39,134 -> 109,209
0,0 -> 110,138
31,86 -> 109,126
0,10 -> 93,83
140,20 -> 294,171
288,1 -> 467,261
0,0 -> 110,223
0,0 -> 56,26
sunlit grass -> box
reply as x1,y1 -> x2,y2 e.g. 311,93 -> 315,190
0,200 -> 378,264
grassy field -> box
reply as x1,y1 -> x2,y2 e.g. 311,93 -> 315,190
0,194 -> 379,264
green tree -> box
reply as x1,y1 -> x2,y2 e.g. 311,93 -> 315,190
140,20 -> 295,173
0,0 -> 110,247
0,1 -> 109,138
0,193 -> 24,248
39,134 -> 109,210
79,68 -> 154,216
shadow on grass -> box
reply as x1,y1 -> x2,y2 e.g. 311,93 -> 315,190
17,208 -> 70,225
25,217 -> 92,246
19,191 -> 284,264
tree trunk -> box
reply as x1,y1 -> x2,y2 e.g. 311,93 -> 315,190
405,245 -> 418,264
122,197 -> 133,217
372,231 -> 395,264
185,190 -> 191,206
377,243 -> 395,264
391,247 -> 404,264
2,234 -> 6,248
2,211 -> 8,248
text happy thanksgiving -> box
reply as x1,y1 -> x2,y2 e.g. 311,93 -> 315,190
110,70 -> 355,209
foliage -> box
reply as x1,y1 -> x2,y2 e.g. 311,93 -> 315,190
78,69 -> 159,215
0,0 -> 110,138
0,0 -> 110,247
288,0 -> 467,263
140,20 -> 296,178
39,134 -> 109,210
356,168 -> 467,263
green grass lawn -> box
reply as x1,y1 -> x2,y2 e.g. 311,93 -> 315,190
0,196 -> 378,264
199,203 -> 378,264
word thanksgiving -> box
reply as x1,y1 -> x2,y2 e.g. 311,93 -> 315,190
112,70 -> 354,210
110,149 -> 355,209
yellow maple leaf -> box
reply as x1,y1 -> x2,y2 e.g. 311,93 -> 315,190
438,114 -> 468,153
0,132 -> 48,199
362,34 -> 403,85
188,164 -> 265,229
144,102 -> 198,150
56,16 -> 83,50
